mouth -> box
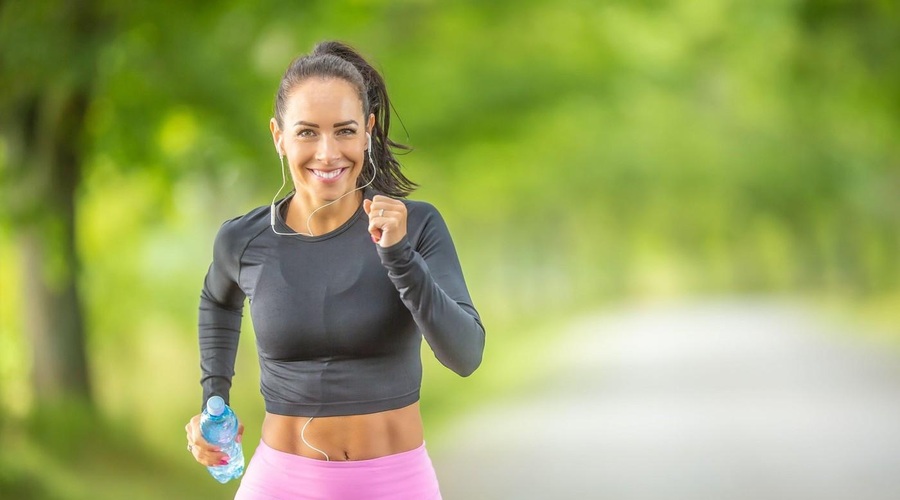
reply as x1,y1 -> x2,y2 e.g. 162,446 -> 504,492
309,167 -> 348,182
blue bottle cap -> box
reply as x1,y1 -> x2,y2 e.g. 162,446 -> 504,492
207,395 -> 226,416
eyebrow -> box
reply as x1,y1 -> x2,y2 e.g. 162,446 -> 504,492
293,120 -> 359,128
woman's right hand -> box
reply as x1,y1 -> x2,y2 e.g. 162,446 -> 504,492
185,414 -> 232,467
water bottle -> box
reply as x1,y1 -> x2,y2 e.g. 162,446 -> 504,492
200,396 -> 244,483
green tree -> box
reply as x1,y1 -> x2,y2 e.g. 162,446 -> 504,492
0,0 -> 104,408
0,0 -> 272,413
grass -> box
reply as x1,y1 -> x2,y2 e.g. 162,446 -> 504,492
809,291 -> 900,351
0,407 -> 238,499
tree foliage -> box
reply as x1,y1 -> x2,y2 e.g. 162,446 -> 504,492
0,0 -> 898,495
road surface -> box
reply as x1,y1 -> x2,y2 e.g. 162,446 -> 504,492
431,298 -> 900,500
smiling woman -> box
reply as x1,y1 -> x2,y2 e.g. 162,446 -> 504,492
267,78 -> 379,238
183,41 -> 485,499
270,78 -> 374,236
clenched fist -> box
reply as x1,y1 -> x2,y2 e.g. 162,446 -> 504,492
363,195 -> 407,248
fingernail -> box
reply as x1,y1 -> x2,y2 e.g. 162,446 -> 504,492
220,459 -> 229,465
371,235 -> 378,243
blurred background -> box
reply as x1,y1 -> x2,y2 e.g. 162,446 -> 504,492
1,0 -> 898,498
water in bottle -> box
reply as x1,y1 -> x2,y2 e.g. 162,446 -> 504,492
200,396 -> 245,483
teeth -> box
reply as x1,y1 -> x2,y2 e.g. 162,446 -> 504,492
313,168 -> 343,179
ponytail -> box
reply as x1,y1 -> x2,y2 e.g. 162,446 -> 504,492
274,41 -> 417,198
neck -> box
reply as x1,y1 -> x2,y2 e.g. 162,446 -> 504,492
287,189 -> 363,236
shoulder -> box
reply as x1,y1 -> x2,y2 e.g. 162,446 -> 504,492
367,188 -> 446,230
402,198 -> 450,233
402,198 -> 440,218
400,198 -> 457,252
213,204 -> 271,255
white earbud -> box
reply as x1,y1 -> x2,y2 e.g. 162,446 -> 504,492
271,137 -> 286,227
366,132 -> 372,152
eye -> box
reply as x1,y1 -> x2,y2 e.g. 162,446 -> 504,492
297,129 -> 316,138
337,128 -> 357,136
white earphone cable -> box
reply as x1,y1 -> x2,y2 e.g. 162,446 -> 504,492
300,417 -> 330,461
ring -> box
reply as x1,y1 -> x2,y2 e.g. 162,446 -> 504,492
379,209 -> 384,217
187,443 -> 193,452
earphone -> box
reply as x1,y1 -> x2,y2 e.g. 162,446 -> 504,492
270,132 -> 377,236
269,138 -> 285,227
301,417 -> 329,460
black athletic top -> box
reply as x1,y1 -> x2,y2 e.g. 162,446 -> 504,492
198,188 -> 485,417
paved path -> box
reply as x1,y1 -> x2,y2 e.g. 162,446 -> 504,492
431,298 -> 900,500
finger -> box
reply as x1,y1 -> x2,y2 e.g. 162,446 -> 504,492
368,195 -> 393,213
370,218 -> 397,235
367,196 -> 404,213
188,416 -> 220,452
367,211 -> 390,227
369,224 -> 383,244
366,197 -> 406,245
371,212 -> 406,249
206,452 -> 231,466
236,423 -> 245,444
198,450 -> 230,467
186,422 -> 197,448
371,194 -> 394,205
186,419 -> 230,466
370,207 -> 394,219
366,204 -> 384,243
369,197 -> 406,216
191,439 -> 228,466
363,198 -> 372,215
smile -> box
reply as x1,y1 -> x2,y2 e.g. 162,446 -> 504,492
310,168 -> 347,180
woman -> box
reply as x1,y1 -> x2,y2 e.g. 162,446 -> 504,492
184,40 -> 485,499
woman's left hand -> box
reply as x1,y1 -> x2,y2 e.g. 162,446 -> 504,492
363,195 -> 407,248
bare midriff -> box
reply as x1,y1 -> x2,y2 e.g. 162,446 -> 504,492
261,401 -> 424,461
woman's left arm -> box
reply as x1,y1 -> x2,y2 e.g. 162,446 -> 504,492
371,200 -> 485,377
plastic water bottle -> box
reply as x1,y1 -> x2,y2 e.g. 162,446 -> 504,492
200,396 -> 244,483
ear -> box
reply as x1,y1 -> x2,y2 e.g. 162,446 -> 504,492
366,113 -> 375,137
270,117 -> 283,155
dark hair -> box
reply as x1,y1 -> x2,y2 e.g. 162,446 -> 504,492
274,40 -> 417,197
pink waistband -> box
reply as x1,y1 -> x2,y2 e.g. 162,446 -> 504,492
235,439 -> 442,500
257,437 -> 428,469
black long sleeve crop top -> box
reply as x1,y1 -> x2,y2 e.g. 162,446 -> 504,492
198,189 -> 485,417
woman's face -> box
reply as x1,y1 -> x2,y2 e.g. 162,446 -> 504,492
271,77 -> 374,205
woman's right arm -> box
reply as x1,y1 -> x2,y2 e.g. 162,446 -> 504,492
197,217 -> 247,411
189,218 -> 247,465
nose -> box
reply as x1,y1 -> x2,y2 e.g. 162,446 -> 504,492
315,135 -> 340,164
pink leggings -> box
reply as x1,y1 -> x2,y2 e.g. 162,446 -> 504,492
234,439 -> 442,500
